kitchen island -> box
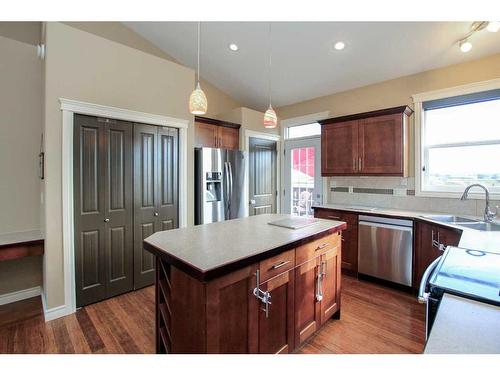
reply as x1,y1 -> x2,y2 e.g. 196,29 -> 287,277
144,214 -> 346,354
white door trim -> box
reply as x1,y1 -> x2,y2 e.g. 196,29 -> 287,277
57,98 -> 189,321
244,129 -> 282,214
283,137 -> 322,215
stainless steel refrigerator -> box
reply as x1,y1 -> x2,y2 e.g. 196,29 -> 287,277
195,147 -> 248,225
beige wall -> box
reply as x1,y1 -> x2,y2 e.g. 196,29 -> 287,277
64,22 -> 242,118
0,34 -> 43,295
278,52 -> 500,174
43,22 -> 196,309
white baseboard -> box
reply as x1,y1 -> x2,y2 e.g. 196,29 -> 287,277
40,289 -> 74,321
0,286 -> 41,306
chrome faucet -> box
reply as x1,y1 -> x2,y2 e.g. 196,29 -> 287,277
460,184 -> 498,223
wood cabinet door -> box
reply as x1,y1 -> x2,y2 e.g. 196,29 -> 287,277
294,257 -> 321,347
321,120 -> 358,175
313,209 -> 358,275
206,264 -> 259,353
195,121 -> 218,148
319,247 -> 341,324
218,126 -> 239,150
413,221 -> 440,289
258,270 -> 295,353
358,114 -> 403,175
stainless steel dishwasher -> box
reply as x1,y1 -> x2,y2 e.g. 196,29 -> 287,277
358,215 -> 413,286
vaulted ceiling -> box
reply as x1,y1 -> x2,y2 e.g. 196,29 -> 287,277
124,22 -> 500,110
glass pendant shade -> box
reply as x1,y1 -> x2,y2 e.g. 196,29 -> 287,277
189,82 -> 208,115
263,105 -> 278,128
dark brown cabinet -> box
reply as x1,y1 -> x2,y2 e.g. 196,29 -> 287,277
74,115 -> 179,307
194,116 -> 240,150
294,257 -> 321,346
320,106 -> 412,176
258,270 -> 295,354
314,208 -> 358,275
319,248 -> 341,323
413,220 -> 462,289
153,231 -> 343,354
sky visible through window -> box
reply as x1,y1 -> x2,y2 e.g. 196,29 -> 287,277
424,98 -> 500,190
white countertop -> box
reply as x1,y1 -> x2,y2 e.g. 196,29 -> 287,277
424,293 -> 500,354
0,230 -> 44,247
144,214 -> 345,279
314,203 -> 500,254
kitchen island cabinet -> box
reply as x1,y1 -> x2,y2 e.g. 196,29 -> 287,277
144,214 -> 345,354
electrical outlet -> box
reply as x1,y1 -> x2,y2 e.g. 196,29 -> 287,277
348,186 -> 354,194
330,180 -> 337,188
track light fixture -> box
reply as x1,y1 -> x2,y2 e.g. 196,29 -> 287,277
457,21 -> 499,53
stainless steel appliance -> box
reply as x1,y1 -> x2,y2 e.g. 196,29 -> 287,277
418,246 -> 500,339
195,147 -> 248,225
358,215 -> 413,286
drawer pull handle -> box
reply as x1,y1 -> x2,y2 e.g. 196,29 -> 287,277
327,216 -> 340,220
271,260 -> 291,270
315,243 -> 329,251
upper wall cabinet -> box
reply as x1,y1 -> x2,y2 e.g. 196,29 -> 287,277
320,106 -> 412,176
194,116 -> 240,150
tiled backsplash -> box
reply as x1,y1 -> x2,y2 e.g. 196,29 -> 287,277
326,176 -> 498,218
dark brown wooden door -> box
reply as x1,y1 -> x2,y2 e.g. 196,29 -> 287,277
194,121 -> 218,148
206,265 -> 259,353
218,126 -> 239,150
105,120 -> 134,298
294,257 -> 321,347
321,120 -> 358,175
258,270 -> 295,354
133,124 -> 179,289
320,247 -> 341,324
249,137 -> 277,215
358,114 -> 403,175
157,126 -> 179,232
134,124 -> 158,289
74,115 -> 133,307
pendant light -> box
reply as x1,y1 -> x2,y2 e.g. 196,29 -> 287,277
189,22 -> 208,115
264,22 -> 278,129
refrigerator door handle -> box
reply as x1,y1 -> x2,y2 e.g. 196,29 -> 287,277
228,161 -> 233,214
223,162 -> 229,217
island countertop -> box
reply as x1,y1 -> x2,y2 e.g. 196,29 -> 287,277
144,213 -> 346,281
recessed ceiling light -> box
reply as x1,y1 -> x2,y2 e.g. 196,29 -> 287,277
228,43 -> 239,52
333,41 -> 345,51
459,39 -> 472,53
487,21 -> 500,32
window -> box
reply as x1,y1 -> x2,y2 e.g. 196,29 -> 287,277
420,88 -> 500,196
285,122 -> 321,139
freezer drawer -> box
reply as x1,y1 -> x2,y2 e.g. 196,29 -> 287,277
358,218 -> 413,286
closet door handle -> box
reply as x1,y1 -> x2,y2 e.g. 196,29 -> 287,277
104,218 -> 110,223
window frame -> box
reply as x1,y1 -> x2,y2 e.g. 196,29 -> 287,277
413,78 -> 500,199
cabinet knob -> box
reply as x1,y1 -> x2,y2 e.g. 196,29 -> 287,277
104,218 -> 110,222
154,212 -> 159,217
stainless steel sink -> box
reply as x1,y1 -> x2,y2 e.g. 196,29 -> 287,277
460,222 -> 500,231
422,215 -> 500,231
422,215 -> 479,224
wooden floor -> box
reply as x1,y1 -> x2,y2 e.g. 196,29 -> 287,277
0,276 -> 425,354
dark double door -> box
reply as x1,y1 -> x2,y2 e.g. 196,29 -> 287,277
74,115 -> 178,307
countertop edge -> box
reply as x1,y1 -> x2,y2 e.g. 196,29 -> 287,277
145,222 -> 346,282
312,205 -> 500,253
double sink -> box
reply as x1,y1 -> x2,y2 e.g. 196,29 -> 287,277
423,215 -> 500,232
